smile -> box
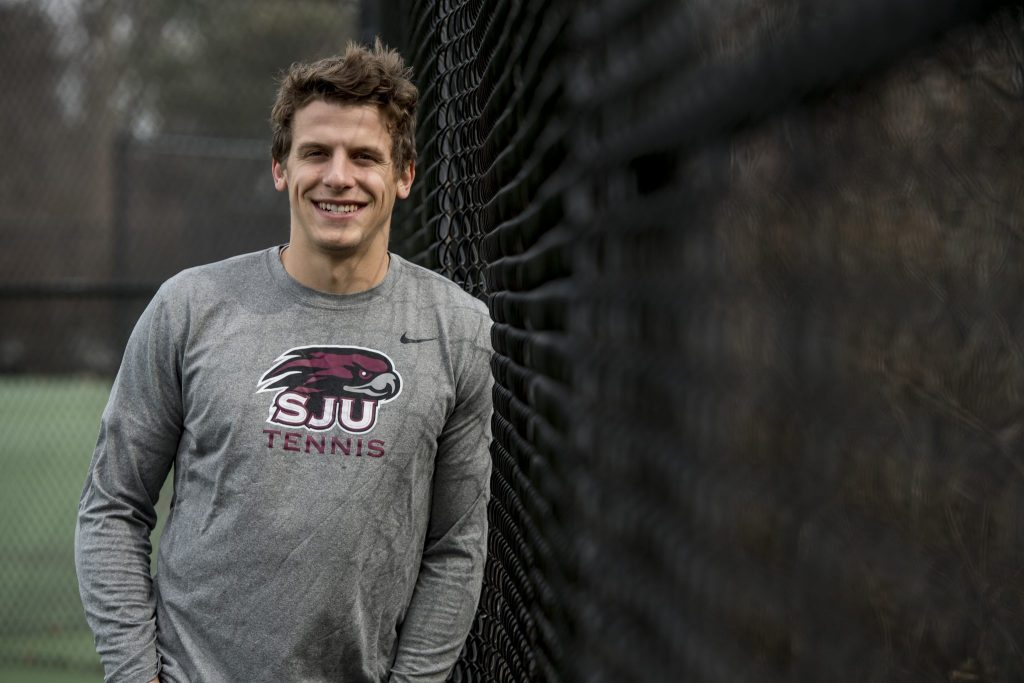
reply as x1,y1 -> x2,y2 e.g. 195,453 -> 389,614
315,201 -> 363,214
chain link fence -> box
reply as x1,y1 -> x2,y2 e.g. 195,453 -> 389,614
381,0 -> 1024,681
0,0 -> 358,675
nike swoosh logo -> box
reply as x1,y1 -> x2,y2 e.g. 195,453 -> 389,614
400,333 -> 438,344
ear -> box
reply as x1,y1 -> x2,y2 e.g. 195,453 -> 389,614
396,160 -> 415,200
272,159 -> 288,192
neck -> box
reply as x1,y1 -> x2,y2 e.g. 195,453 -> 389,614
281,245 -> 391,294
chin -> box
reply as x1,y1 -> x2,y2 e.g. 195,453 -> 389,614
309,230 -> 361,250
315,241 -> 362,254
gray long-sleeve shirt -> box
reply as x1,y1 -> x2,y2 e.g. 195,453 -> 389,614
75,248 -> 493,683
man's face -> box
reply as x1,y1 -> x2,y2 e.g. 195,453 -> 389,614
272,100 -> 413,262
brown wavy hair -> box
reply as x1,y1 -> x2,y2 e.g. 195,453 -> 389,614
271,39 -> 418,173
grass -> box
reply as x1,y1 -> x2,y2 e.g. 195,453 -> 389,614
0,667 -> 101,683
0,376 -> 170,679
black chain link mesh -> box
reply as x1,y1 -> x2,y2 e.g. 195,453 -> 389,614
384,0 -> 1024,681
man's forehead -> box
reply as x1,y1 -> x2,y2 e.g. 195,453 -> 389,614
292,100 -> 390,144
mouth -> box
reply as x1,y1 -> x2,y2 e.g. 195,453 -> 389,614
313,199 -> 366,215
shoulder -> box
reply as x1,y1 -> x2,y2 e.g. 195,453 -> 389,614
150,248 -> 273,311
392,254 -> 489,322
160,249 -> 270,295
142,249 -> 276,333
390,255 -> 492,368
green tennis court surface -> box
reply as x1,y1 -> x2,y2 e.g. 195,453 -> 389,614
0,377 -> 110,679
0,667 -> 101,683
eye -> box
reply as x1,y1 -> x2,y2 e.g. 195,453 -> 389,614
299,145 -> 327,158
353,151 -> 380,163
358,369 -> 370,378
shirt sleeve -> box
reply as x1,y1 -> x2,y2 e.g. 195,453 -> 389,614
389,311 -> 494,682
75,283 -> 185,683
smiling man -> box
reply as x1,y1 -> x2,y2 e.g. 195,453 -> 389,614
75,42 -> 493,683
273,99 -> 412,292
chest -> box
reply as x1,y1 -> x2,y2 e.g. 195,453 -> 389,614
177,307 -> 456,462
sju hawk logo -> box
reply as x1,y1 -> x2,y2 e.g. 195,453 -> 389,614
257,346 -> 401,433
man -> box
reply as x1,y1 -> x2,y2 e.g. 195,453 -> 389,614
75,41 -> 493,683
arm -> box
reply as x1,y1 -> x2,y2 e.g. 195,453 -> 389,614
75,285 -> 184,683
389,314 -> 494,682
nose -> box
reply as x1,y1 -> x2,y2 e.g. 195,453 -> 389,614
323,156 -> 355,189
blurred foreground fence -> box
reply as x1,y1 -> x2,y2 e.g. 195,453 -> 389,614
381,0 -> 1024,681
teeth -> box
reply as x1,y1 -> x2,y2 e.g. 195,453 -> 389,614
317,201 -> 359,214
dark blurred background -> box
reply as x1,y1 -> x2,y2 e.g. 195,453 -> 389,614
1,0 -> 363,375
